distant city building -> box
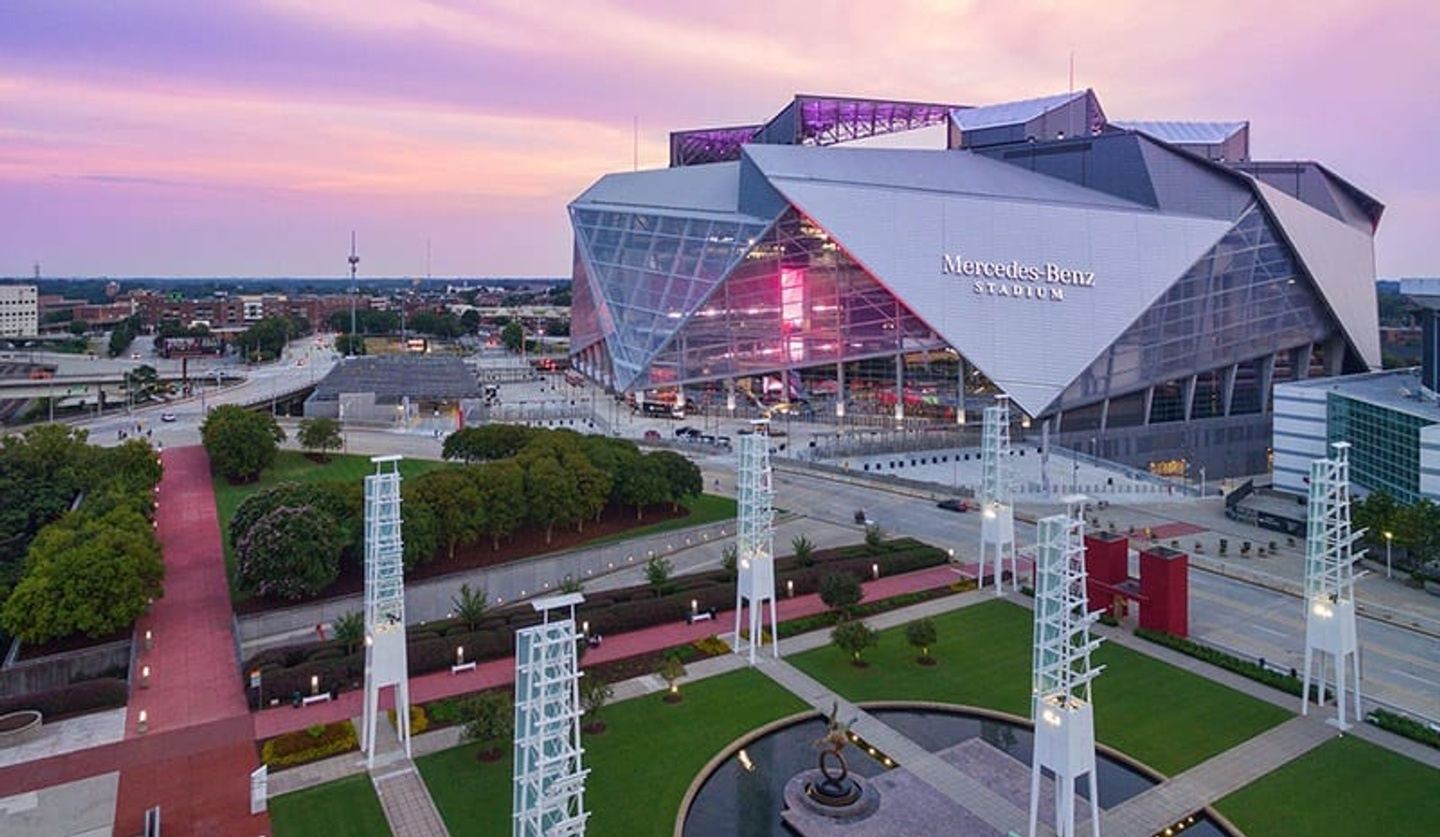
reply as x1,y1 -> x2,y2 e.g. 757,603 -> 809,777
1273,279 -> 1440,504
0,285 -> 39,337
133,290 -> 354,333
569,89 -> 1382,477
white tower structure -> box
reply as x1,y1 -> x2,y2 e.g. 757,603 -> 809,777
734,421 -> 779,664
361,455 -> 411,767
1301,441 -> 1364,729
513,593 -> 589,837
979,395 -> 1018,594
1029,495 -> 1103,837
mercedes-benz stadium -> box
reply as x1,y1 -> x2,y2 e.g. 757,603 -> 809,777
567,89 -> 1382,477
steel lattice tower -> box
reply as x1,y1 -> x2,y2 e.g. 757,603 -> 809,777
734,421 -> 779,664
1029,495 -> 1103,837
979,395 -> 1018,594
1302,441 -> 1364,729
361,455 -> 411,767
513,594 -> 589,837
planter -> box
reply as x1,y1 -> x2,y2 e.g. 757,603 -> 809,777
0,710 -> 42,748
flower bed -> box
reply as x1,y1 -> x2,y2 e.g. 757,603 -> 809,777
260,720 -> 359,770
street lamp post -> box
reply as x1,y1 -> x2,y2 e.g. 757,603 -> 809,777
1384,530 -> 1393,579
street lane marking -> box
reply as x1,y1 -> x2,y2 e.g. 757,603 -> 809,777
1393,670 -> 1440,688
1252,625 -> 1290,640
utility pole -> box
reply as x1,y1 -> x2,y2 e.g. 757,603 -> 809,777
348,232 -> 360,358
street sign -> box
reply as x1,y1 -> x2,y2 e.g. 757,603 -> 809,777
250,765 -> 268,814
249,669 -> 261,690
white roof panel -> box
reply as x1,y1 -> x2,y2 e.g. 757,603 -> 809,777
951,92 -> 1085,131
1114,121 -> 1247,145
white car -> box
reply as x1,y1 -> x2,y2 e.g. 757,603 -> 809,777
160,412 -> 177,423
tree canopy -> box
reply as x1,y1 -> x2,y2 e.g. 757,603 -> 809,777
297,417 -> 343,461
235,505 -> 344,600
201,405 -> 285,483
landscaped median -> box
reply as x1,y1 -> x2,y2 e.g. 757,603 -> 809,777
269,774 -> 390,837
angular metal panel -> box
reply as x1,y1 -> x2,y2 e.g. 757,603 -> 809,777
1255,181 -> 1381,369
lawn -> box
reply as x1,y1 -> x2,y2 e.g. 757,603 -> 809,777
580,491 -> 736,546
417,667 -> 808,836
786,599 -> 1292,775
269,774 -> 390,837
1216,735 -> 1440,837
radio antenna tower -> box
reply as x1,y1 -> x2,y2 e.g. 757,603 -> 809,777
1302,441 -> 1363,729
347,231 -> 360,356
734,419 -> 779,664
1029,494 -> 1102,837
979,394 -> 1018,594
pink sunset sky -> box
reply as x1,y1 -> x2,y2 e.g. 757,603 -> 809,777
1,0 -> 1437,279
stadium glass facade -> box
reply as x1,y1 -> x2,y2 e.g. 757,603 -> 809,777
571,90 -> 1383,477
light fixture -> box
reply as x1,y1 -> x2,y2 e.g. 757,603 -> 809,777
140,665 -> 151,688
137,709 -> 149,734
456,646 -> 465,665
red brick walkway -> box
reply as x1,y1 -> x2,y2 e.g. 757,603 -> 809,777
253,562 -> 968,739
115,446 -> 268,835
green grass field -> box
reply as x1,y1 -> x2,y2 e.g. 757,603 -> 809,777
418,667 -> 807,836
269,774 -> 390,837
1217,735 -> 1440,836
786,599 -> 1292,775
580,491 -> 736,546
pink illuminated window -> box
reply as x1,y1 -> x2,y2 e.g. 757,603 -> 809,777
780,267 -> 805,329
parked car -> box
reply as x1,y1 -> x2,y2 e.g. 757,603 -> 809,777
854,509 -> 876,526
674,426 -> 696,438
643,429 -> 662,441
937,498 -> 971,513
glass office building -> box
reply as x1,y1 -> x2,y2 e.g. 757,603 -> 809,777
571,90 -> 1383,476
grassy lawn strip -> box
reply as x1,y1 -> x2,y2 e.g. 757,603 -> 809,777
787,599 -> 1291,775
580,492 -> 736,546
270,774 -> 390,837
417,667 -> 808,836
1216,735 -> 1440,837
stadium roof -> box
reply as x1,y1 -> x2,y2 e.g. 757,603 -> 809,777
310,355 -> 481,402
1112,120 -> 1247,144
950,91 -> 1085,131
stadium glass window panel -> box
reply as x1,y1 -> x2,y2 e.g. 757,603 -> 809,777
1105,391 -> 1148,429
1230,359 -> 1262,415
1191,370 -> 1224,420
1149,381 -> 1186,424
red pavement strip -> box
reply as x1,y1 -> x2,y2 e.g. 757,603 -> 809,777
115,447 -> 269,836
1147,521 -> 1207,540
253,563 -> 966,739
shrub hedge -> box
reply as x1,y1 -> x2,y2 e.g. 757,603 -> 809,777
243,537 -> 951,707
1134,627 -> 1329,701
260,720 -> 359,769
0,678 -> 128,721
1367,708 -> 1440,750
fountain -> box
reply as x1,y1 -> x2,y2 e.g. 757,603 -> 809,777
781,703 -> 880,828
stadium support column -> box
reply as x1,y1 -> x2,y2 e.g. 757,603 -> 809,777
957,356 -> 967,425
1301,441 -> 1363,729
1029,495 -> 1103,837
894,353 -> 905,423
513,594 -> 589,836
361,455 -> 411,768
835,362 -> 846,420
979,395 -> 1017,594
734,422 -> 778,664
726,379 -> 736,414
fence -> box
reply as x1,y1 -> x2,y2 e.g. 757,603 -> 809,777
0,638 -> 132,699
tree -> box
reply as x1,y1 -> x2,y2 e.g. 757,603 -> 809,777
107,315 -> 143,358
333,611 -> 364,654
1395,498 -> 1440,568
1354,490 -> 1400,549
864,524 -> 884,549
524,457 -> 578,543
442,425 -> 534,463
201,405 -> 285,483
644,555 -> 673,596
297,417 -> 343,462
460,691 -> 513,761
335,333 -> 367,356
411,469 -> 483,559
831,620 -> 879,667
580,675 -> 614,734
67,319 -> 88,336
791,534 -> 816,567
460,309 -> 481,332
616,455 -> 669,520
236,316 -> 306,362
407,310 -> 462,338
721,544 -> 738,581
819,572 -> 864,619
451,583 -> 489,631
0,507 -> 164,644
501,321 -> 524,353
578,435 -> 641,507
905,618 -> 938,664
400,485 -> 439,570
474,461 -> 526,550
235,505 -> 343,600
649,450 -> 703,511
230,481 -> 352,550
658,651 -> 687,702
